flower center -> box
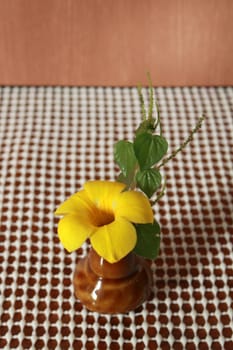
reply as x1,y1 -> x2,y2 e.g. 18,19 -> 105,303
93,208 -> 115,227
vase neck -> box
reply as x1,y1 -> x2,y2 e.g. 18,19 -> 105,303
88,248 -> 138,280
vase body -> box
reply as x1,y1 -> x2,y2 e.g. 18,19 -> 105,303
73,248 -> 152,314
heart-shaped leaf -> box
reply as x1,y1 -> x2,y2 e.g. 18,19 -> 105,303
136,169 -> 162,197
133,221 -> 161,259
114,140 -> 137,178
134,132 -> 168,170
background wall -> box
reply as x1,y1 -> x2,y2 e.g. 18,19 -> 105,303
0,0 -> 232,86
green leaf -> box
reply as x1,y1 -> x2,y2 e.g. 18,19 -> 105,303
134,132 -> 168,170
133,221 -> 161,259
114,140 -> 137,178
136,169 -> 162,198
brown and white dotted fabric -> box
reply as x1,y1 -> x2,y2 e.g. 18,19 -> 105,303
0,86 -> 232,350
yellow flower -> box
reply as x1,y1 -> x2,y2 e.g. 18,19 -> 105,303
55,180 -> 153,263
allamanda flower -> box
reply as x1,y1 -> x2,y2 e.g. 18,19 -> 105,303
55,180 -> 153,263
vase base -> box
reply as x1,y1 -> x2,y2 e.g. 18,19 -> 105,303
73,250 -> 152,314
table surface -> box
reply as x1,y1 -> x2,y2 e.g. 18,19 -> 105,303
0,86 -> 232,350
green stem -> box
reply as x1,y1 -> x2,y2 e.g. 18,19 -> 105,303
158,115 -> 205,169
147,72 -> 154,122
154,101 -> 162,135
137,85 -> 147,121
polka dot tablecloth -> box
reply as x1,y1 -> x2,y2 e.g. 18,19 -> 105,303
0,86 -> 232,350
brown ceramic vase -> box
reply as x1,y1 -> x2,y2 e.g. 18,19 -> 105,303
73,248 -> 152,314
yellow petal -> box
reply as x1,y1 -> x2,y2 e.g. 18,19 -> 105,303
55,190 -> 94,217
90,217 -> 137,263
114,191 -> 153,224
84,181 -> 126,212
58,214 -> 95,252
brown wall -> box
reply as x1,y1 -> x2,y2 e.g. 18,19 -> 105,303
0,0 -> 232,86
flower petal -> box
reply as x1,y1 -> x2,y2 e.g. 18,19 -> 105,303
114,191 -> 153,224
58,214 -> 95,252
55,190 -> 94,217
84,180 -> 126,212
90,217 -> 137,263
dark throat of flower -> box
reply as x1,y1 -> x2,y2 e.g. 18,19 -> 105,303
92,209 -> 115,227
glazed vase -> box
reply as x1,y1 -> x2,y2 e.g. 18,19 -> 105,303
73,248 -> 152,314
